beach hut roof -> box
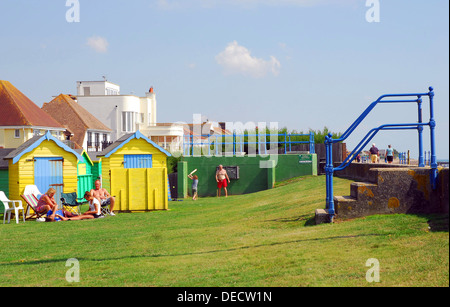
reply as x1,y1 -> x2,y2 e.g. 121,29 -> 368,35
97,130 -> 171,158
4,131 -> 83,164
0,148 -> 15,170
86,151 -> 101,162
74,148 -> 94,166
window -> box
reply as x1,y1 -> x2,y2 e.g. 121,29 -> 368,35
122,112 -> 136,132
124,154 -> 152,169
14,129 -> 20,138
106,88 -> 118,95
33,129 -> 40,136
87,132 -> 93,145
95,133 -> 100,147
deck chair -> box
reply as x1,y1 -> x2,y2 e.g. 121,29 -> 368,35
100,199 -> 111,216
1,191 -> 26,224
24,185 -> 43,199
61,192 -> 84,215
21,194 -> 45,220
23,185 -> 43,219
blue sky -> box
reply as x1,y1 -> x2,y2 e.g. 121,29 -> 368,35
0,0 -> 448,159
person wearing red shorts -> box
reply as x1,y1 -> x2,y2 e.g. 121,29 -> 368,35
215,165 -> 230,197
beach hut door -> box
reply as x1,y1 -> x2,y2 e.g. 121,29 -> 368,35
34,157 -> 64,207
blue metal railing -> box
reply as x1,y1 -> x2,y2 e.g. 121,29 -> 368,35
399,152 -> 408,164
183,132 -> 315,156
324,87 -> 437,221
424,150 -> 431,166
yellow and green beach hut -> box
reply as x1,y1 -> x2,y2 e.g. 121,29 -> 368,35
75,149 -> 95,200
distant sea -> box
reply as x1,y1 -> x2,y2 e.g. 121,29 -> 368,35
437,159 -> 449,167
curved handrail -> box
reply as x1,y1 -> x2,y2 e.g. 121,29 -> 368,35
332,90 -> 431,144
323,87 -> 436,221
334,122 -> 430,171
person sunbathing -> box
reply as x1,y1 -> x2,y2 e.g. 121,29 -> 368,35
54,213 -> 94,221
45,209 -> 94,222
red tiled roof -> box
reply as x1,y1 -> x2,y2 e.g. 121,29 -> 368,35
0,80 -> 65,128
42,94 -> 112,149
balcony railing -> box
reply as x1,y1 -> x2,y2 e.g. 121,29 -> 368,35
87,141 -> 113,152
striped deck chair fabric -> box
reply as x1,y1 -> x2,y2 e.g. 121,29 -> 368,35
21,194 -> 44,219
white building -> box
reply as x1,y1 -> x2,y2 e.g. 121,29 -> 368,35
75,80 -> 183,153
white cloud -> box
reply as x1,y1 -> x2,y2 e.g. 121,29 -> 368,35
86,36 -> 109,53
215,41 -> 281,78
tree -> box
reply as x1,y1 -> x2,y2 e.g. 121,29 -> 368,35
309,126 -> 343,144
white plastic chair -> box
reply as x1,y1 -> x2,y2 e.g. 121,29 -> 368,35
0,191 -> 26,224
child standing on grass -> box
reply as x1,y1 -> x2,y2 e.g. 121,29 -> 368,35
188,174 -> 199,200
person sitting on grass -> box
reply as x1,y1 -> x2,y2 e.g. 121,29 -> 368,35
35,188 -> 59,216
83,191 -> 103,219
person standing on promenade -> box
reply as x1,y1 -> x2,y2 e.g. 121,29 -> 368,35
386,144 -> 394,164
369,143 -> 379,163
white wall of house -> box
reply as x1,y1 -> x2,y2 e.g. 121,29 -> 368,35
141,124 -> 184,152
75,80 -> 185,153
77,81 -> 120,96
76,81 -> 159,142
140,92 -> 157,126
77,95 -> 140,141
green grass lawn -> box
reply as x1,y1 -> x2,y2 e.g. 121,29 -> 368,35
0,175 -> 448,287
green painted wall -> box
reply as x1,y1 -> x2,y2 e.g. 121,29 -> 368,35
0,170 -> 8,196
0,170 -> 8,214
276,154 -> 317,181
177,161 -> 188,199
179,154 -> 316,197
92,161 -> 101,184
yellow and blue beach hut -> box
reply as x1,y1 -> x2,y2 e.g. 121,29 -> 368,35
98,131 -> 171,212
4,131 -> 82,203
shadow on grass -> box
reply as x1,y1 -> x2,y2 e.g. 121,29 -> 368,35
268,213 -> 450,230
4,233 -> 384,267
265,214 -> 316,226
426,214 -> 449,232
